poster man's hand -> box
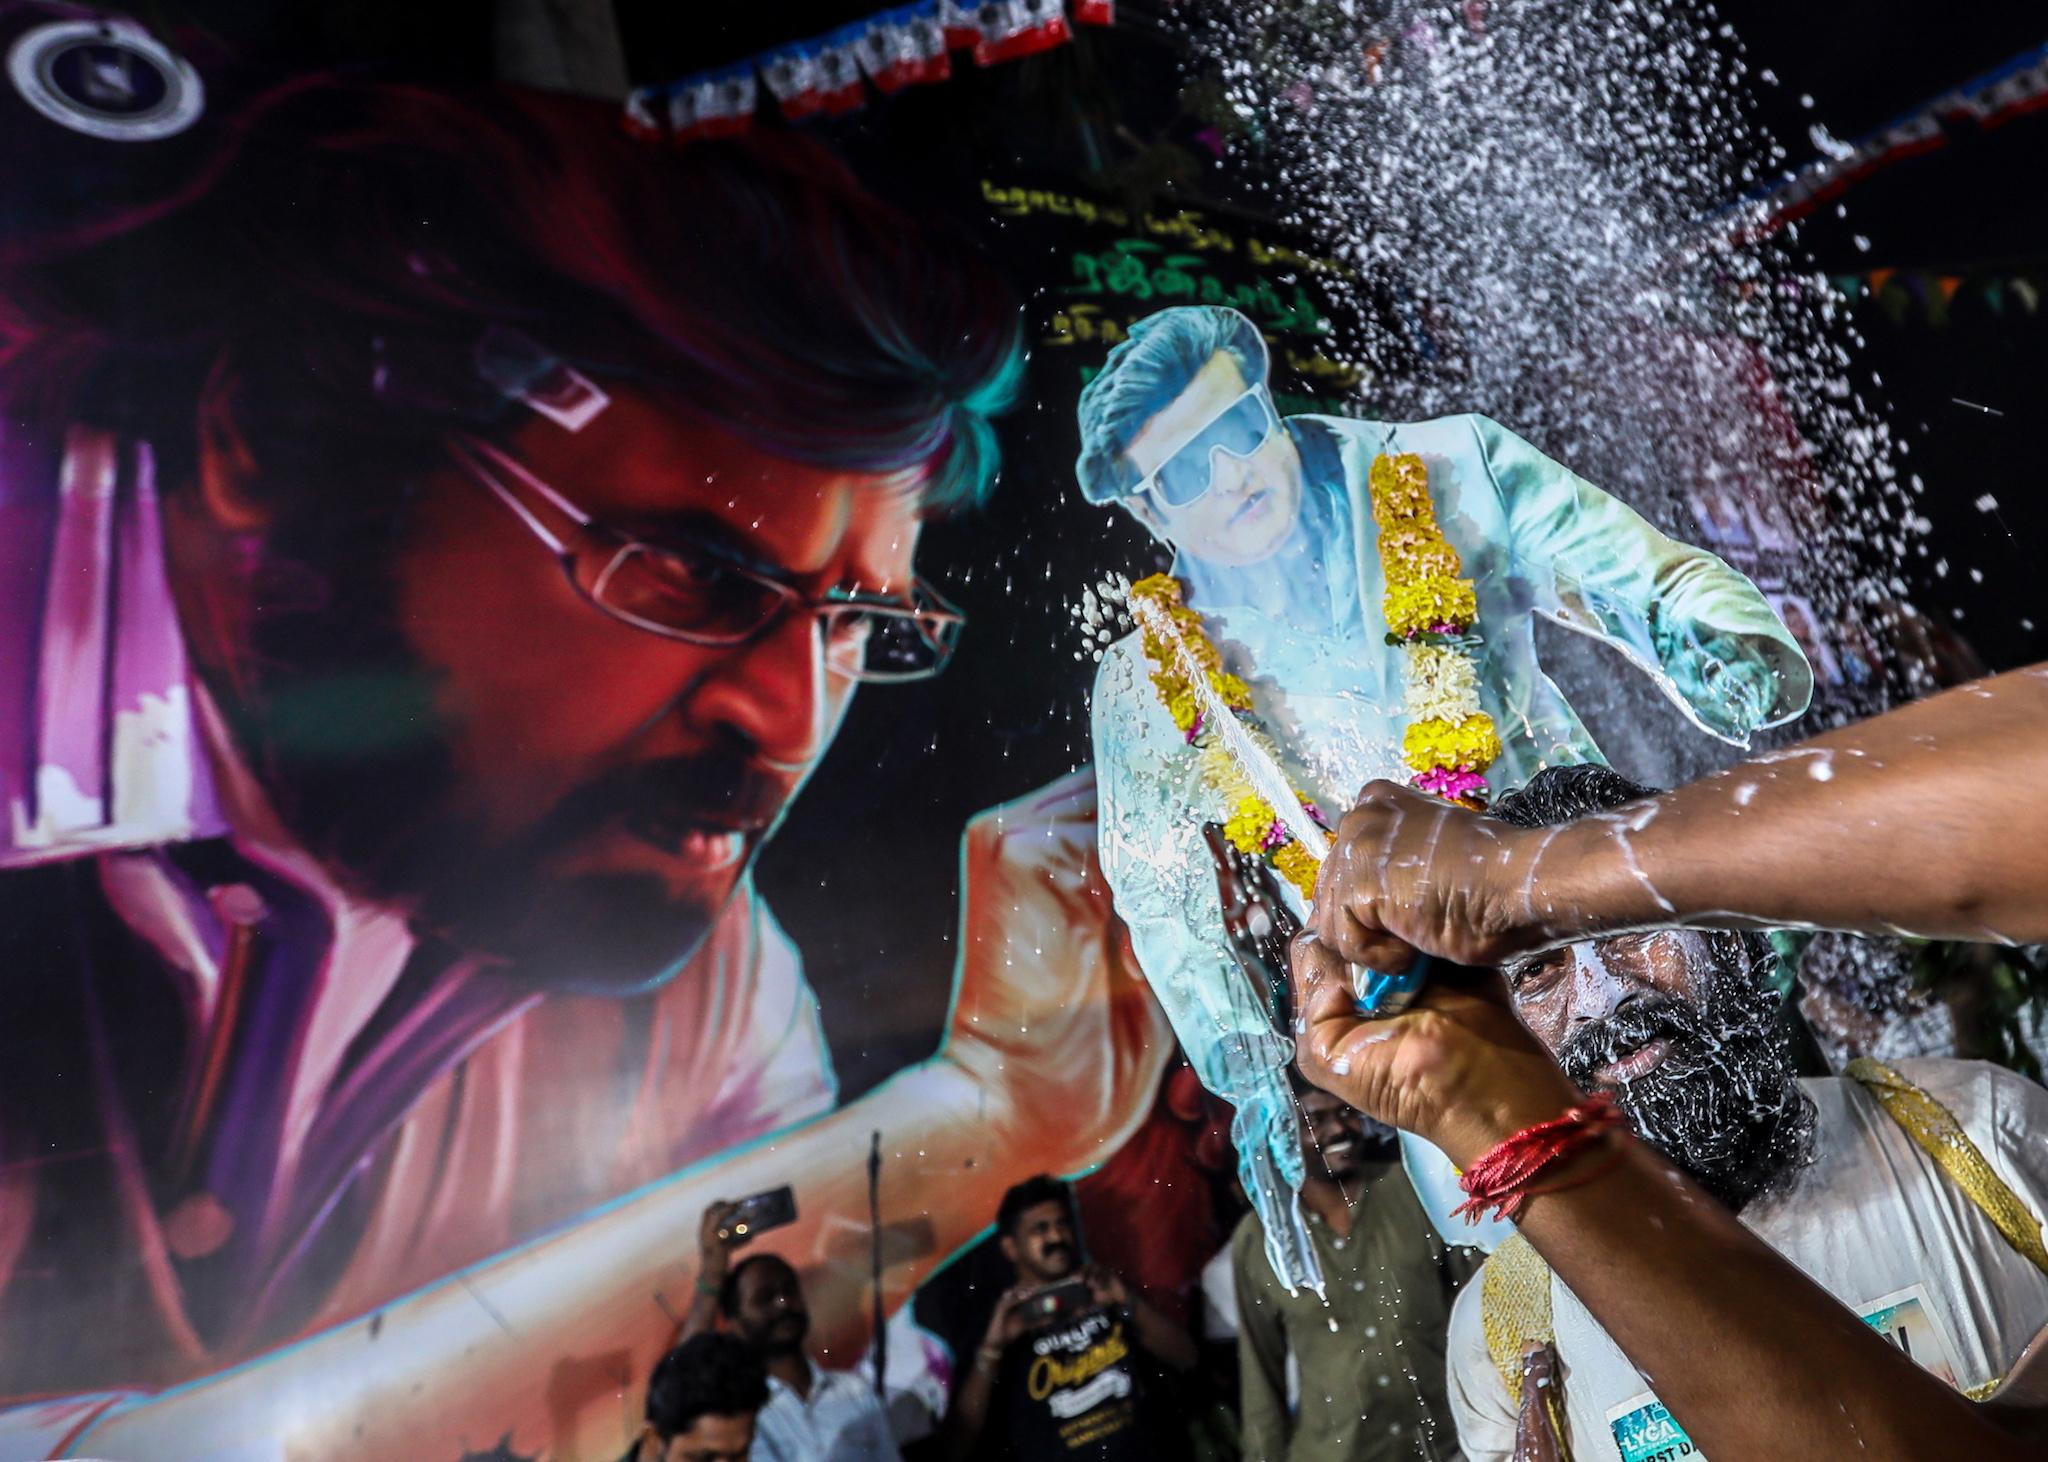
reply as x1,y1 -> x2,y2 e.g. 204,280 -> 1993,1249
940,769 -> 1171,1181
1692,637 -> 1778,737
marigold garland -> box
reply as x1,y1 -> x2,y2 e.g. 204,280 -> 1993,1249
1384,577 -> 1481,640
1370,452 -> 1498,810
1401,714 -> 1503,774
1129,573 -> 1327,899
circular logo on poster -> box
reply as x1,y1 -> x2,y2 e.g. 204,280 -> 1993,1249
6,20 -> 204,141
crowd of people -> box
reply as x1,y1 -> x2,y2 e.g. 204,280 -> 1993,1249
632,1173 -> 1205,1460
619,664 -> 2048,1462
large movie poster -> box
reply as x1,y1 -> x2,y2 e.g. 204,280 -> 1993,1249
0,18 -> 1369,1458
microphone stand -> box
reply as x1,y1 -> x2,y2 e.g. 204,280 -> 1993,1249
869,1130 -> 887,1404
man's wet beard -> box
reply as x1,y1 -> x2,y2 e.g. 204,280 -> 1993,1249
1557,979 -> 1816,1211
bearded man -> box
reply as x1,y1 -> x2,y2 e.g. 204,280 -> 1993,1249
1441,765 -> 2048,1462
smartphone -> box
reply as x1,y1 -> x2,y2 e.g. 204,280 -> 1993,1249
717,1185 -> 798,1243
1020,1278 -> 1095,1327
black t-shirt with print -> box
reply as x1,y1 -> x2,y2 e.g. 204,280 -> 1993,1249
994,1303 -> 1163,1461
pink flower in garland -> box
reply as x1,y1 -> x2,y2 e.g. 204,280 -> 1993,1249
1413,764 -> 1490,802
1260,820 -> 1290,852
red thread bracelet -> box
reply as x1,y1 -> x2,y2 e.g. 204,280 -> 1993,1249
1453,1093 -> 1626,1224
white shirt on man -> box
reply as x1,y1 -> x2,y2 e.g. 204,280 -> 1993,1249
1445,1058 -> 2048,1461
753,1359 -> 903,1462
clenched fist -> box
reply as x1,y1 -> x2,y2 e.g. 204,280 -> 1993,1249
937,768 -> 1172,1183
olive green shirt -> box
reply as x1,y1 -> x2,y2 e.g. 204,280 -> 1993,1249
1231,1158 -> 1480,1462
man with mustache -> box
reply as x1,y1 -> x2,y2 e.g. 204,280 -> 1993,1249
0,75 -> 1165,1450
717,1253 -> 901,1462
942,1175 -> 1196,1461
1430,764 -> 2048,1462
1229,1074 -> 1476,1462
1079,303 -> 1810,1288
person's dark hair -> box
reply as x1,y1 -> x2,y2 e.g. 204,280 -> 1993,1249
0,76 -> 1024,523
644,1333 -> 769,1441
716,1252 -> 798,1320
1487,763 -> 1660,830
1074,305 -> 1270,504
1488,764 -> 1778,990
996,1174 -> 1075,1238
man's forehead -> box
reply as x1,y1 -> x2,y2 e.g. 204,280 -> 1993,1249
1514,928 -> 1717,973
1593,928 -> 1714,956
1577,928 -> 1722,977
1124,352 -> 1248,480
738,1258 -> 799,1294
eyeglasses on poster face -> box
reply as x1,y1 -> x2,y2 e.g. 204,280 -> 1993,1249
448,435 -> 965,683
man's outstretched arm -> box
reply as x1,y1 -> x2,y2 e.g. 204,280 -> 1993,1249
68,775 -> 1170,1462
72,1064 -> 1038,1460
1289,667 -> 2048,1459
1308,662 -> 2048,974
1471,414 -> 1813,743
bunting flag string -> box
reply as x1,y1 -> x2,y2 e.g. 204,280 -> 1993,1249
625,0 -> 1111,145
670,65 -> 758,140
973,0 -> 1074,67
1818,259 -> 2048,328
857,5 -> 952,92
1735,40 -> 2048,240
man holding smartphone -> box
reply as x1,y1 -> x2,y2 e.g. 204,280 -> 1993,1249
941,1176 -> 1198,1460
685,1198 -> 904,1462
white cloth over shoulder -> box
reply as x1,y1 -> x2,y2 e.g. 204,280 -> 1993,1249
1445,1059 -> 2048,1462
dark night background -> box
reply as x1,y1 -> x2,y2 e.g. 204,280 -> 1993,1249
23,0 -> 2046,1097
